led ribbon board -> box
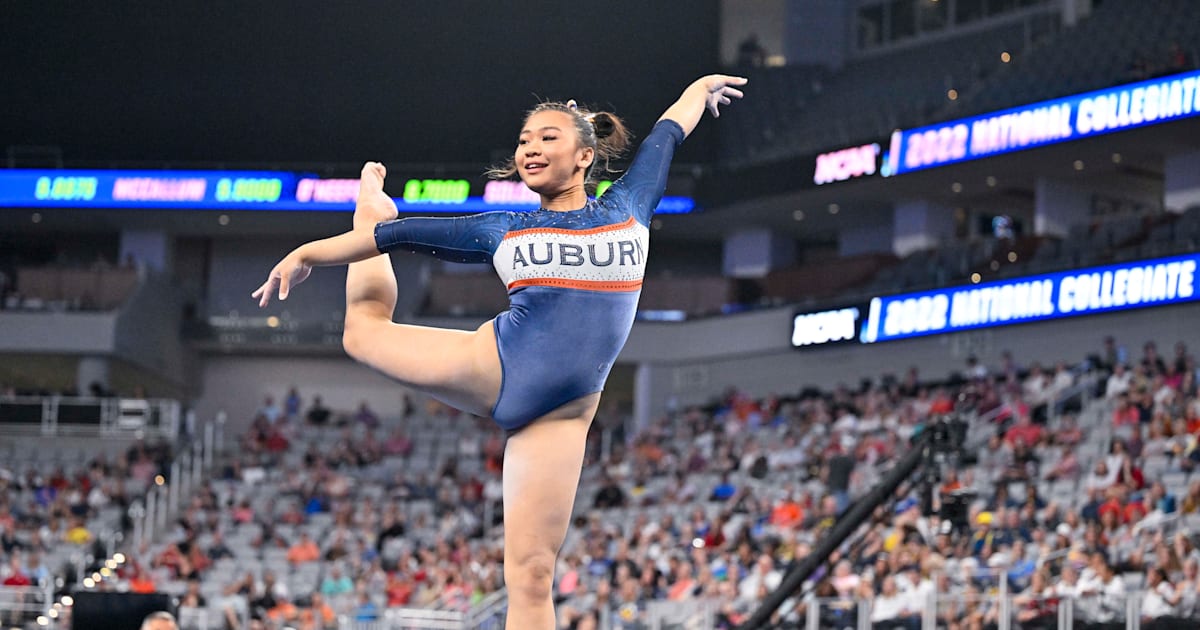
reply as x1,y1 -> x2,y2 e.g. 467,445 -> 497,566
859,253 -> 1199,344
0,170 -> 695,214
791,305 -> 866,348
810,69 -> 1200,185
885,69 -> 1200,176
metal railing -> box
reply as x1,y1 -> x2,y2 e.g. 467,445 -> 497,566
127,413 -> 225,548
0,584 -> 55,628
788,591 -> 1185,630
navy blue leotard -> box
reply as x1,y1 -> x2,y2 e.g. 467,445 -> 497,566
374,119 -> 685,431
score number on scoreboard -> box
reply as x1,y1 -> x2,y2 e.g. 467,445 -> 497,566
34,176 -> 99,201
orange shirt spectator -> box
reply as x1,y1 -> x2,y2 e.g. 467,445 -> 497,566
129,572 -> 157,594
667,575 -> 697,601
287,534 -> 321,564
769,500 -> 804,528
267,599 -> 298,624
299,596 -> 336,630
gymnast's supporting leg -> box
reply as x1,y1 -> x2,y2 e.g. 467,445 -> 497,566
502,394 -> 600,630
342,163 -> 501,416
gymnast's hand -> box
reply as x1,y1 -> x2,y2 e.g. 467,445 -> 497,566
252,248 -> 312,307
697,74 -> 747,119
658,74 -> 747,138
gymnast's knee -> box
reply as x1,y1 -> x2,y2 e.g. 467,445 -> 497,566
341,306 -> 382,360
505,551 -> 556,603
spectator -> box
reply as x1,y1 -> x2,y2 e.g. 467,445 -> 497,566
869,575 -> 920,630
140,612 -> 178,630
1107,363 -> 1133,400
300,592 -> 336,630
709,473 -> 737,502
1142,567 -> 1181,624
735,33 -> 767,67
320,565 -> 354,596
354,401 -> 380,428
257,395 -> 283,425
1113,393 -> 1140,427
738,554 -> 781,603
1004,413 -> 1043,448
64,516 -> 92,545
180,577 -> 206,608
129,564 -> 157,594
1013,569 -> 1057,630
353,591 -> 379,621
1045,446 -> 1081,481
306,396 -> 332,425
593,475 -> 627,509
288,531 -> 321,564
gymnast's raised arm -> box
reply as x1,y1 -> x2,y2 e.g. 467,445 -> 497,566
657,74 -> 747,139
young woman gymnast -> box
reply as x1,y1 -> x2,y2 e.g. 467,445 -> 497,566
254,74 -> 746,628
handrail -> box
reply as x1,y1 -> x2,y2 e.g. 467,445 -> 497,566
464,588 -> 507,628
124,413 -> 225,547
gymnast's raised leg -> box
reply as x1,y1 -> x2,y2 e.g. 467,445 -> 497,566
340,163 -> 502,417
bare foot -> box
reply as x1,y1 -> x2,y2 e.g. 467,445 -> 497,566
355,162 -> 398,230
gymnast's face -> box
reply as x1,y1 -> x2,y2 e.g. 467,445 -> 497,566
515,110 -> 594,196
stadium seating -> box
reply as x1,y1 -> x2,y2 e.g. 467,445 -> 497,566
5,337 -> 1193,629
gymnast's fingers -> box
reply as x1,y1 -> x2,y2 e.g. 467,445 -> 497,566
278,271 -> 291,301
722,87 -> 745,99
254,277 -> 276,308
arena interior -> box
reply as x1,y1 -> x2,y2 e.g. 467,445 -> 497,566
4,1 -> 1200,628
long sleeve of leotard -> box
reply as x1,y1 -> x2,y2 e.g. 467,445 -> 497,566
601,119 -> 686,226
373,212 -> 511,264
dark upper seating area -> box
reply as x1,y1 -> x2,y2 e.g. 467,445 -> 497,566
720,0 -> 1200,169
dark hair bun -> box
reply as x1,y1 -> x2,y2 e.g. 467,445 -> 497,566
591,112 -> 616,139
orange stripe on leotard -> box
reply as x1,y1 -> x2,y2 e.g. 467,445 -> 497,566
506,278 -> 644,292
502,216 -> 638,239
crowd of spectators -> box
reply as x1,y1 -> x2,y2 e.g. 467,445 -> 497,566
5,336 -> 1200,629
0,433 -> 174,626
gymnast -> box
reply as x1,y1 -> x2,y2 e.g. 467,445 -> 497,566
253,74 -> 746,628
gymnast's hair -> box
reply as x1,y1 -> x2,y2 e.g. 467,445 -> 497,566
487,101 -> 632,194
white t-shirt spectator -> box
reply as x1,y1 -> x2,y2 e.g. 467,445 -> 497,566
870,592 -> 914,623
833,412 -> 858,433
1051,368 -> 1074,396
738,568 -> 781,601
1141,581 -> 1177,618
1107,370 -> 1133,400
1024,372 -> 1050,405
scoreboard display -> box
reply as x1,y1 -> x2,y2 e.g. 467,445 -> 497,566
1,169 -> 695,214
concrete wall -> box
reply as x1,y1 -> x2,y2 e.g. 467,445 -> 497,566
193,355 -> 414,432
0,311 -> 116,353
631,301 -> 1200,417
192,300 -> 1200,432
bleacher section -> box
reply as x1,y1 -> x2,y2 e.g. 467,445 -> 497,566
722,22 -> 1038,167
2,339 -> 1192,628
957,0 -> 1200,119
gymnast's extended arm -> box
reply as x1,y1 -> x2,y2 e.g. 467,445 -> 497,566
656,74 -> 747,139
253,212 -> 506,307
